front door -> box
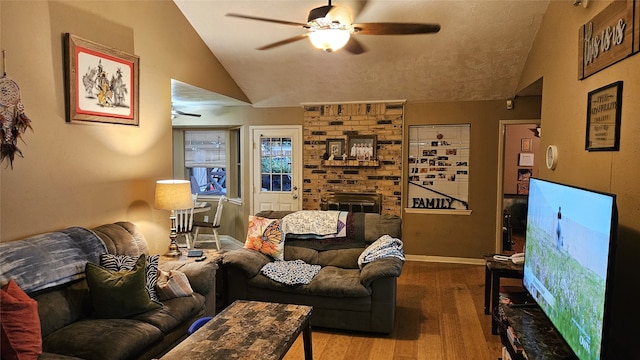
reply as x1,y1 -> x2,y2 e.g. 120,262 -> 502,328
251,126 -> 302,214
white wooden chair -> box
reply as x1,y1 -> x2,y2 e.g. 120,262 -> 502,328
192,195 -> 226,250
175,195 -> 197,249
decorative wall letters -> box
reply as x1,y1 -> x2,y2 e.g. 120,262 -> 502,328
407,124 -> 470,211
578,0 -> 636,80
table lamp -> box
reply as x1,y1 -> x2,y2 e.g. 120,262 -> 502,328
154,180 -> 193,256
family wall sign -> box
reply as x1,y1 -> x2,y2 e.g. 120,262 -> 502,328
578,0 -> 639,79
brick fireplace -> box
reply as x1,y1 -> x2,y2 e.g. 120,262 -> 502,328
302,102 -> 403,216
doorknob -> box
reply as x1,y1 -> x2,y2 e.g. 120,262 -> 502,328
292,194 -> 298,199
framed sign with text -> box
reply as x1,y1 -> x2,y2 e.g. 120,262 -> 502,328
578,0 -> 635,80
407,124 -> 470,211
586,81 -> 623,151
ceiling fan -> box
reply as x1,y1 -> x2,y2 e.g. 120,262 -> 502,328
226,0 -> 440,54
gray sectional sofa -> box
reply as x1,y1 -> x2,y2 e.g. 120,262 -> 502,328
223,211 -> 404,334
0,221 -> 217,360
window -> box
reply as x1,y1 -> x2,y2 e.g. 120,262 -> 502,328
260,136 -> 292,192
183,129 -> 240,198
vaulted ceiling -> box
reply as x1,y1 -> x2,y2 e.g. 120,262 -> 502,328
173,0 -> 550,108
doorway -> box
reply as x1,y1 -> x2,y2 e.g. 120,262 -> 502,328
495,120 -> 540,253
250,126 -> 303,214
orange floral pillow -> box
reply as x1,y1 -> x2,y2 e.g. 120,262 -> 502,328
244,216 -> 284,260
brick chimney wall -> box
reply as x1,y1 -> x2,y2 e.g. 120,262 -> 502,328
302,102 -> 404,216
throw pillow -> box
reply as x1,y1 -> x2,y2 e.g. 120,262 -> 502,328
244,215 -> 284,260
0,279 -> 42,360
156,270 -> 193,300
86,255 -> 161,319
100,253 -> 160,303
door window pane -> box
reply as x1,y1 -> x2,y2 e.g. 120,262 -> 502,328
260,137 -> 292,192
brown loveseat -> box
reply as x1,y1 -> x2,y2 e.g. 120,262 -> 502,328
0,221 -> 217,360
224,211 -> 403,334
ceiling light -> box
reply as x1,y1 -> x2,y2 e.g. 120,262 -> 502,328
309,29 -> 350,52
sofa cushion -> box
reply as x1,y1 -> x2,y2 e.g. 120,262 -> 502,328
362,213 -> 402,243
0,279 -> 42,360
92,222 -> 149,256
285,246 -> 363,269
85,255 -> 161,319
244,216 -> 285,260
224,248 -> 272,278
42,319 -> 163,360
132,293 -> 205,333
100,254 -> 160,303
248,266 -> 370,298
307,266 -> 371,297
34,280 -> 92,338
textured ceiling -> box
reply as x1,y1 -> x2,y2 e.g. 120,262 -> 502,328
173,0 -> 549,108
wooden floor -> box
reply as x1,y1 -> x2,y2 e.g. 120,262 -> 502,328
283,261 -> 503,360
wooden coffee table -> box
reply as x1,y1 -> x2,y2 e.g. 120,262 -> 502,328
161,300 -> 313,360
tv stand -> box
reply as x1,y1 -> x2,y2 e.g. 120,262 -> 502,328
496,303 -> 578,360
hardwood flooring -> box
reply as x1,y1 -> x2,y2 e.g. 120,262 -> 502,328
283,261 -> 503,360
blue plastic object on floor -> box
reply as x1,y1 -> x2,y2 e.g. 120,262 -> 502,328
188,316 -> 213,335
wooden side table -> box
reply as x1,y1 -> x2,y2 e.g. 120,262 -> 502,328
483,254 -> 524,334
159,248 -> 223,264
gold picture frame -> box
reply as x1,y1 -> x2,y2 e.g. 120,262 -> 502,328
65,33 -> 140,125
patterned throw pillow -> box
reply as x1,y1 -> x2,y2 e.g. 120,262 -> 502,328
100,254 -> 160,303
156,270 -> 193,300
86,255 -> 160,318
244,215 -> 284,260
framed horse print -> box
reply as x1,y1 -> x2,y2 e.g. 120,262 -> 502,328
65,33 -> 140,125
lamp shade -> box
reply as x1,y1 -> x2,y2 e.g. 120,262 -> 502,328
309,29 -> 350,52
154,180 -> 192,210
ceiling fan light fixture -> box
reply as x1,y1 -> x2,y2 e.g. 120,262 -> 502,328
309,29 -> 350,52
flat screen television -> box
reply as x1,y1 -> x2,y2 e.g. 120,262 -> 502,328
523,178 -> 617,360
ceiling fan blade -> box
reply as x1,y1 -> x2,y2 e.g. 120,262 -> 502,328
257,34 -> 310,50
353,22 -> 441,35
346,0 -> 369,20
226,13 -> 308,27
175,110 -> 202,117
307,5 -> 334,22
344,37 -> 366,55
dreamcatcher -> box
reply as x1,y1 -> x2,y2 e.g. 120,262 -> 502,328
0,50 -> 32,168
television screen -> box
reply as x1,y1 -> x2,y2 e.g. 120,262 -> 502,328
523,178 -> 617,360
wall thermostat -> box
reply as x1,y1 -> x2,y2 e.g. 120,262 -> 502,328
546,145 -> 558,170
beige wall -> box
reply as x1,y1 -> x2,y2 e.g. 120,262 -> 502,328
518,0 -> 640,250
517,1 -> 639,355
402,98 -> 542,259
0,0 -> 249,254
